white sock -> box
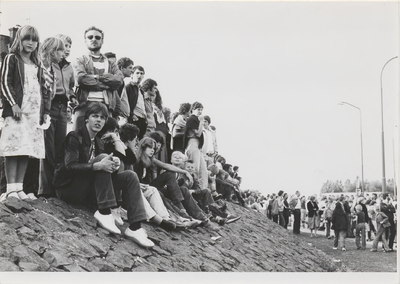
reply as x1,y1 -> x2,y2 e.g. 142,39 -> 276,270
15,183 -> 28,199
15,183 -> 23,191
6,183 -> 16,193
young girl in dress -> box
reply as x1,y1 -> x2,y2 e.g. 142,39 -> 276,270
0,25 -> 50,200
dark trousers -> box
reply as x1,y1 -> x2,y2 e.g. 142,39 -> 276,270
293,209 -> 301,234
150,171 -> 184,205
283,209 -> 290,229
272,214 -> 278,223
0,157 -> 6,194
191,189 -> 214,211
129,116 -> 147,141
278,211 -> 286,227
39,101 -> 68,197
385,219 -> 397,249
23,158 -> 39,194
180,186 -> 207,221
216,182 -> 232,201
326,217 -> 332,237
55,154 -> 147,224
347,214 -> 354,237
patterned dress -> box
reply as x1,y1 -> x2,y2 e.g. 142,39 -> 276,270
0,63 -> 45,159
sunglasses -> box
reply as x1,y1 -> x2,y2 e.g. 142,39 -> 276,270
87,35 -> 102,40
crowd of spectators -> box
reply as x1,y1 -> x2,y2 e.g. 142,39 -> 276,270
0,25 -> 396,254
0,25 -> 244,248
242,188 -> 397,253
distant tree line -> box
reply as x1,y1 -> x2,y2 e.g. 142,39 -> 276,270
320,179 -> 397,195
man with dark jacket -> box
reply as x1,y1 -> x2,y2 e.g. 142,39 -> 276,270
380,193 -> 396,252
125,65 -> 146,139
53,102 -> 154,248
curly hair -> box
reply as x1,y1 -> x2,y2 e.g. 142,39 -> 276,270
141,78 -> 157,92
117,57 -> 134,70
119,123 -> 140,143
191,101 -> 203,111
178,103 -> 191,115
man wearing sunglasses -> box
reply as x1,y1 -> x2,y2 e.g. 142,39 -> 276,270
72,26 -> 123,131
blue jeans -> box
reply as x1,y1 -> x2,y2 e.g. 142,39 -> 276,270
355,223 -> 366,249
334,229 -> 347,249
39,100 -> 68,196
278,211 -> 286,227
372,225 -> 389,250
55,154 -> 147,224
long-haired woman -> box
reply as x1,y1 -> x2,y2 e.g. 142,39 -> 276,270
135,137 -> 212,225
0,25 -> 50,200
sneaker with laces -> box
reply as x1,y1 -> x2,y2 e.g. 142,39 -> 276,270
111,208 -> 124,226
226,215 -> 241,224
137,227 -> 148,238
94,210 -> 121,235
211,216 -> 227,226
124,227 -> 154,248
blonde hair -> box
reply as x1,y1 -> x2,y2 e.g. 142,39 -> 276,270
355,204 -> 362,212
39,37 -> 64,68
171,151 -> 187,161
10,25 -> 40,66
55,34 -> 72,45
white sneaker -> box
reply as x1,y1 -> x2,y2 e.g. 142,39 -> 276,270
124,227 -> 154,248
118,206 -> 128,221
136,227 -> 148,238
94,211 -> 121,235
26,193 -> 37,200
111,208 -> 124,226
332,247 -> 338,250
341,247 -> 346,251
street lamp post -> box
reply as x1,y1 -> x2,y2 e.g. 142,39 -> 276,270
380,56 -> 398,193
393,125 -> 398,200
338,102 -> 364,193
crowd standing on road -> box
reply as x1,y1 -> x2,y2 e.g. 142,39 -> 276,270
256,189 -> 397,253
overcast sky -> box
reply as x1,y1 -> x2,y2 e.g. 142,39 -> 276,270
0,1 -> 398,198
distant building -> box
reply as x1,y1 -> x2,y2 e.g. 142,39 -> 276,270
0,26 -> 20,63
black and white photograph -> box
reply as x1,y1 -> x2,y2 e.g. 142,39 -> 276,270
0,1 -> 398,283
